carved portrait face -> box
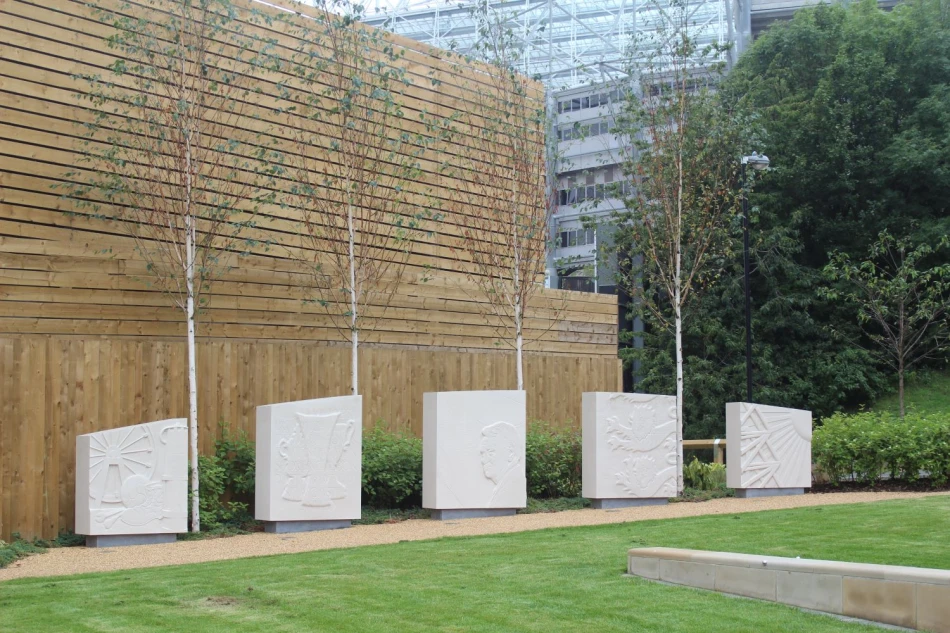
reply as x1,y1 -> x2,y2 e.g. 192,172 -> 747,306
479,422 -> 520,484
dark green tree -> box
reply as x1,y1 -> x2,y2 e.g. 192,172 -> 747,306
624,0 -> 950,437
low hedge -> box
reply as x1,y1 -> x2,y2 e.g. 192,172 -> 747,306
813,410 -> 950,486
360,424 -> 584,508
193,423 -> 601,514
525,427 -> 582,498
362,426 -> 424,509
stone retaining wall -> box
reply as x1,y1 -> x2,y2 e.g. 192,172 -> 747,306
627,547 -> 950,632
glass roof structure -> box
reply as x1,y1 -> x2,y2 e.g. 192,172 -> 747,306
362,0 -> 751,89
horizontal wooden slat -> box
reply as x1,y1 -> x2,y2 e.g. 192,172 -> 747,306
0,0 -> 623,541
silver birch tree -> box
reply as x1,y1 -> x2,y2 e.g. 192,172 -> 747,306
446,7 -> 556,390
66,0 -> 276,530
279,0 -> 443,395
613,2 -> 746,492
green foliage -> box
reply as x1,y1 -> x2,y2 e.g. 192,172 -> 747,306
813,410 -> 950,486
520,497 -> 591,513
361,426 -> 423,509
0,535 -> 46,569
354,507 -> 431,525
674,486 -> 735,502
360,424 -> 585,506
626,0 -> 950,436
524,427 -> 582,498
682,457 -> 727,491
822,232 -> 950,417
192,426 -> 256,532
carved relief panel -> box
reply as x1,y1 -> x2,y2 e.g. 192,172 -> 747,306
422,391 -> 527,510
582,393 -> 677,500
726,402 -> 812,490
75,418 -> 189,536
256,396 -> 362,522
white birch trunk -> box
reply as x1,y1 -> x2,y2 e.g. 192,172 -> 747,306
347,198 -> 359,396
186,219 -> 200,532
183,109 -> 200,531
515,313 -> 524,391
513,170 -> 523,391
674,150 -> 685,495
674,289 -> 684,495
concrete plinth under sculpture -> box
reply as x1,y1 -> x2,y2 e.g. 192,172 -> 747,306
85,534 -> 177,548
726,402 -> 812,497
582,393 -> 678,507
590,498 -> 669,509
429,509 -> 517,520
76,418 -> 189,547
256,395 -> 361,532
423,390 -> 526,519
263,520 -> 352,533
735,487 -> 805,498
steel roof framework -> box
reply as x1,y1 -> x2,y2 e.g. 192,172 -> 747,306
362,0 -> 749,89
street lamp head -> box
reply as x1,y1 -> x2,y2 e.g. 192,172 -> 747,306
742,151 -> 770,171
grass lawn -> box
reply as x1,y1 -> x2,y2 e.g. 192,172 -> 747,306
2,496 -> 948,632
873,370 -> 950,415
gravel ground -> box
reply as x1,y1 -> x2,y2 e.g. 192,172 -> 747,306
2,490 -> 946,582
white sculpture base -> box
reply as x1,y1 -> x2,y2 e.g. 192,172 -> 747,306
422,390 -> 527,515
726,402 -> 813,493
76,418 -> 189,544
734,487 -> 805,498
262,520 -> 352,533
430,509 -> 517,520
591,498 -> 669,509
582,393 -> 678,504
85,534 -> 177,548
256,395 -> 362,531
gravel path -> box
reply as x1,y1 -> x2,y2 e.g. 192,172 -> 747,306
3,491 -> 946,582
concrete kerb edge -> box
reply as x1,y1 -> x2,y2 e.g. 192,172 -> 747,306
622,575 -> 916,632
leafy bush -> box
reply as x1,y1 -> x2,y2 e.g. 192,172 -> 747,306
192,425 -> 256,531
361,424 -> 585,507
683,457 -> 727,491
362,425 -> 423,509
525,427 -> 582,498
814,410 -> 950,486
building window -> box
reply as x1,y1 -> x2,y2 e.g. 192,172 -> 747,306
557,119 -> 613,141
557,182 -> 614,206
557,228 -> 596,248
557,90 -> 619,114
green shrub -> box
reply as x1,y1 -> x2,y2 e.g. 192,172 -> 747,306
813,410 -> 950,486
192,425 -> 256,531
0,534 -> 46,569
362,425 -> 423,509
525,427 -> 582,498
683,457 -> 727,491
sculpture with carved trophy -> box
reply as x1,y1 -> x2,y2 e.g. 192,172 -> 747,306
422,390 -> 527,520
582,392 -> 678,508
726,402 -> 812,498
75,418 -> 189,547
256,395 -> 362,533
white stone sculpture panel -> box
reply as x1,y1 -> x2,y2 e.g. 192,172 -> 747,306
256,395 -> 362,522
582,392 -> 678,499
422,391 -> 527,510
726,402 -> 812,490
75,418 -> 188,536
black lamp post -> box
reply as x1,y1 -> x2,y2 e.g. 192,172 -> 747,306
740,152 -> 770,402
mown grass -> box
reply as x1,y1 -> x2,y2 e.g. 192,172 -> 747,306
873,370 -> 950,415
2,496 -> 948,632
